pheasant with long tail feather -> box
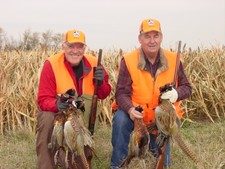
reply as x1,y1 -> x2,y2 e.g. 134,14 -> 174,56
155,99 -> 200,167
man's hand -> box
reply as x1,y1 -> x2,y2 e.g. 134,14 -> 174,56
94,66 -> 104,85
160,87 -> 178,103
57,89 -> 75,112
128,107 -> 143,121
57,100 -> 69,112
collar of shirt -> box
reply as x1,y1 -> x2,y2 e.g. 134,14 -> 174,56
138,48 -> 161,77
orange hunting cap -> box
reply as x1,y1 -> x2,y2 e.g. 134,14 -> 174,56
139,18 -> 161,33
63,30 -> 86,44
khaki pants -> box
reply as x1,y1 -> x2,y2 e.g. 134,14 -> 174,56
36,110 -> 76,169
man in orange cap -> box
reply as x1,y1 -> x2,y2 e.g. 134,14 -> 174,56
110,18 -> 192,168
36,29 -> 111,169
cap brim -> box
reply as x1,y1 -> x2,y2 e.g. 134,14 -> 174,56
67,40 -> 85,45
143,28 -> 161,33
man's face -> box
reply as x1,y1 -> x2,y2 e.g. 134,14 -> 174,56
138,31 -> 163,56
62,42 -> 86,66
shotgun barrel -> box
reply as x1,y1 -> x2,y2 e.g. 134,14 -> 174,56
173,40 -> 182,86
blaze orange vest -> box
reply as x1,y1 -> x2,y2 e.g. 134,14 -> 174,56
123,49 -> 183,124
47,53 -> 97,95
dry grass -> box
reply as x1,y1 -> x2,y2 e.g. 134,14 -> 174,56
0,119 -> 224,169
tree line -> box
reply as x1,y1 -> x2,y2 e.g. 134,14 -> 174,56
0,27 -> 63,51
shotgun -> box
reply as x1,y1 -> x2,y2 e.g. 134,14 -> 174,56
88,49 -> 103,135
172,40 -> 182,87
156,41 -> 182,169
155,138 -> 169,169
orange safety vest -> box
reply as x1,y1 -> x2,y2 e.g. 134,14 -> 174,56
47,52 -> 97,95
113,48 -> 183,124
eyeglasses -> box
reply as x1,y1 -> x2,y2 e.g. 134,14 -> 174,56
65,42 -> 86,50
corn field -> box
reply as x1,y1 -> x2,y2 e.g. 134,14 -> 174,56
0,46 -> 224,134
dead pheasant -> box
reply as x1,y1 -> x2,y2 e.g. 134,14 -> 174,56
63,103 -> 94,169
48,114 -> 66,165
49,88 -> 94,168
155,99 -> 200,166
120,106 -> 150,168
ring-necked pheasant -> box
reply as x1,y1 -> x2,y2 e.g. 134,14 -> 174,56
155,99 -> 200,166
48,113 -> 66,165
63,104 -> 94,169
120,106 -> 150,168
50,88 -> 94,169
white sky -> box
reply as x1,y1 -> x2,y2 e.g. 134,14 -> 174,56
0,0 -> 224,50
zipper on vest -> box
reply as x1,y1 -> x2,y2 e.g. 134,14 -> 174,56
152,78 -> 156,96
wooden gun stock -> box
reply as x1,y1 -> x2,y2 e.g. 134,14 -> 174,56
88,49 -> 103,135
156,138 -> 169,169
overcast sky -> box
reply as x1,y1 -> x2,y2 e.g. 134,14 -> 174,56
0,0 -> 224,50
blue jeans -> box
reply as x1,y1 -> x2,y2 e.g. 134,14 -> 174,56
110,109 -> 171,168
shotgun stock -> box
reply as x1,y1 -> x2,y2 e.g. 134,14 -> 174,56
88,49 -> 103,135
156,139 -> 169,169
